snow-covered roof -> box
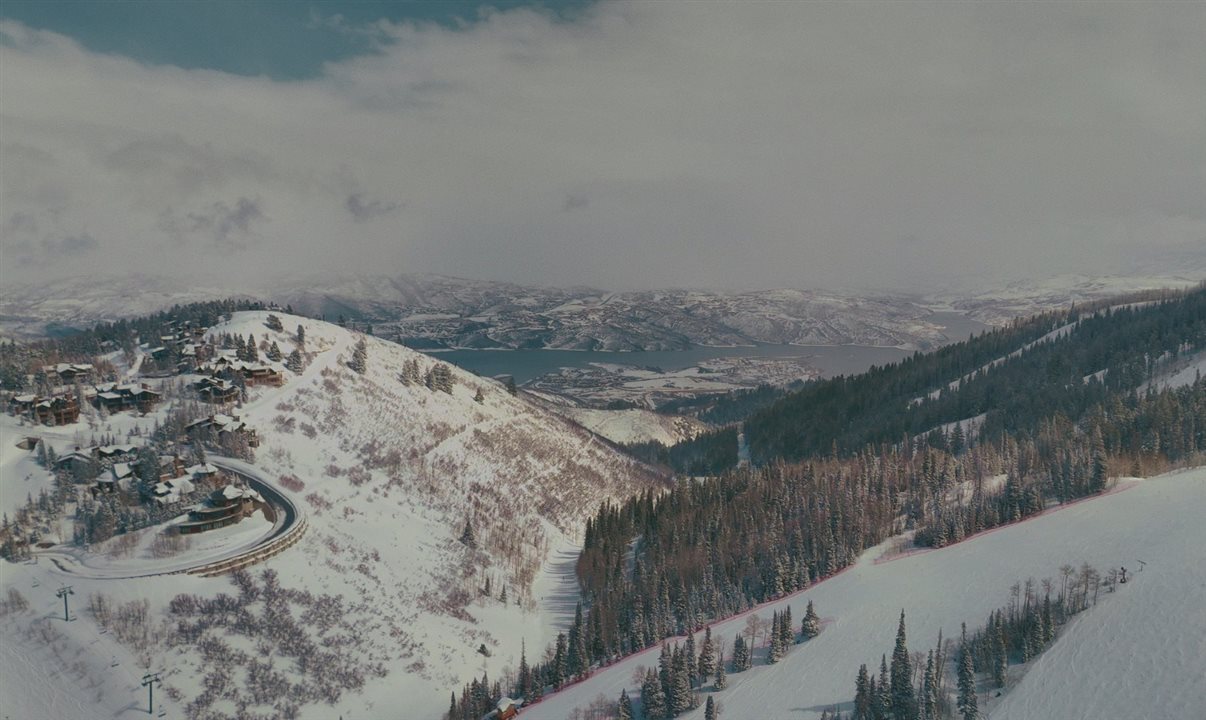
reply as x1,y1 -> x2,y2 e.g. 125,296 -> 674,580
12,394 -> 36,403
186,463 -> 219,476
111,463 -> 134,479
98,392 -> 122,400
221,485 -> 262,503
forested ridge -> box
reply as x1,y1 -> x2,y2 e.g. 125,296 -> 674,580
746,287 -> 1204,462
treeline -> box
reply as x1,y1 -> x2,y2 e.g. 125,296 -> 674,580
657,383 -> 797,425
622,428 -> 739,475
746,287 -> 1205,463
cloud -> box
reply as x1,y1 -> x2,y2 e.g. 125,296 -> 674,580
43,232 -> 98,256
345,192 -> 400,222
160,197 -> 266,251
1,3 -> 1203,291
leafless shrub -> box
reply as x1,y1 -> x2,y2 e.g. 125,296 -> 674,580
273,415 -> 296,433
324,463 -> 343,478
0,588 -> 29,615
305,493 -> 332,512
299,423 -> 317,439
106,530 -> 142,559
278,474 -> 305,492
347,466 -> 370,486
151,529 -> 191,558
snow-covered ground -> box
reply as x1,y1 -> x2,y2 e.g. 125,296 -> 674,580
1,311 -> 665,719
521,468 -> 1206,720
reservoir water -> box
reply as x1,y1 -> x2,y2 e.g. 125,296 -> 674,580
436,311 -> 989,384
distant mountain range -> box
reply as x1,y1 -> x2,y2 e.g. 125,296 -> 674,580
2,271 -> 1200,349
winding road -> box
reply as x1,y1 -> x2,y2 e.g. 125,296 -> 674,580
36,455 -> 305,580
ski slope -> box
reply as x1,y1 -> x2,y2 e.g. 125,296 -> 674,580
522,468 -> 1206,720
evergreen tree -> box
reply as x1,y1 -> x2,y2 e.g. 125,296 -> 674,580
921,650 -> 937,720
567,602 -> 587,679
670,643 -> 693,714
801,600 -> 821,639
267,341 -> 282,362
474,388 -> 485,403
350,338 -> 368,374
854,664 -> 872,720
713,651 -> 727,690
705,695 -> 718,720
265,314 -> 284,332
505,376 -> 518,395
285,349 -> 304,374
890,611 -> 917,719
618,689 -> 633,720
767,610 -> 782,664
642,668 -> 667,720
685,630 -> 698,688
552,633 -> 567,688
732,633 -> 750,672
956,643 -> 978,720
697,626 -> 716,685
876,655 -> 891,720
459,518 -> 477,548
296,324 -> 305,346
448,692 -> 457,720
245,333 -> 259,362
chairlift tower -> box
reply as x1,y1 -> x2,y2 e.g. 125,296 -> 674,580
55,585 -> 74,621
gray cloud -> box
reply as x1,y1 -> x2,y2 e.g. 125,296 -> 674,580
345,193 -> 400,222
43,232 -> 98,257
1,4 -> 1203,291
160,197 -> 266,251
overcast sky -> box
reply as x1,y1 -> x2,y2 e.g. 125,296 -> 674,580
1,1 -> 1202,292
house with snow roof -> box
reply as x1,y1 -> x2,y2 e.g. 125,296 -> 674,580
178,484 -> 264,534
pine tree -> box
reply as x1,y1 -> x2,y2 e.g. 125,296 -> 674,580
265,314 -> 283,332
474,388 -> 485,403
618,689 -> 633,720
767,610 -> 782,664
246,333 -> 259,362
801,600 -> 821,639
671,643 -> 693,713
296,324 -> 305,347
505,376 -> 518,395
705,695 -> 718,720
459,518 -> 477,548
713,651 -> 727,690
350,338 -> 368,374
685,630 -> 698,688
876,655 -> 891,720
285,349 -> 304,374
854,663 -> 872,720
890,611 -> 917,720
956,643 -> 978,720
448,692 -> 457,720
568,602 -> 587,679
921,650 -> 937,720
642,668 -> 667,720
732,633 -> 750,672
697,626 -> 715,685
553,633 -> 567,689
267,341 -> 282,362
518,639 -> 531,700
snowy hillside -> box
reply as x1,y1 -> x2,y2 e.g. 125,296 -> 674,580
0,311 -> 664,720
520,469 -> 1206,720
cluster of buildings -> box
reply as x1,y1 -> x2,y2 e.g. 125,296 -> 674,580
51,442 -> 265,534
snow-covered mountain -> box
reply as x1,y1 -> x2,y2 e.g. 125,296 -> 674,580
0,274 -> 254,339
1,273 -> 952,349
932,272 -> 1204,326
0,311 -> 665,719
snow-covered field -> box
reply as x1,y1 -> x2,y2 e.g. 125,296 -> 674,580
521,468 -> 1206,720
